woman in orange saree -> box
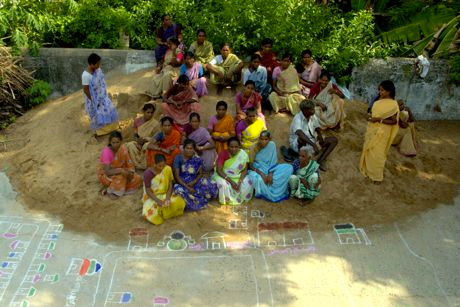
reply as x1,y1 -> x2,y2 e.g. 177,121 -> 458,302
146,117 -> 181,166
207,100 -> 235,153
98,131 -> 142,198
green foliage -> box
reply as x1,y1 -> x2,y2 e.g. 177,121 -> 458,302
449,53 -> 460,85
24,80 -> 51,108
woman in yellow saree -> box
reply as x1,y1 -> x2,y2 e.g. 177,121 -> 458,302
359,80 -> 399,182
149,37 -> 183,98
142,153 -> 186,225
236,107 -> 266,151
268,53 -> 305,114
125,103 -> 161,169
206,42 -> 244,92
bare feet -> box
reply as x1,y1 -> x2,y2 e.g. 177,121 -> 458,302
319,161 -> 327,172
298,198 -> 313,207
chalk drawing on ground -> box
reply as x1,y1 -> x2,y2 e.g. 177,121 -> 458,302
200,232 -> 228,250
99,252 -> 269,307
157,231 -> 195,251
334,223 -> 371,245
153,296 -> 170,306
251,210 -> 265,219
228,205 -> 248,229
66,258 -> 102,277
6,220 -> 62,307
257,222 -> 315,248
127,227 -> 148,251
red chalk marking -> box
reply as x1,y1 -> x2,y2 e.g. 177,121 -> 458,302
79,258 -> 90,276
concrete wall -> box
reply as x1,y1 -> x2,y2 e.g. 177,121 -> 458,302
29,48 -> 155,98
350,57 -> 460,120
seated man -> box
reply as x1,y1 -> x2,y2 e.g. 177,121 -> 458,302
188,29 -> 214,67
242,54 -> 271,109
282,99 -> 337,171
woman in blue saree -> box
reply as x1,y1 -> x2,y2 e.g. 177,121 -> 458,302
173,139 -> 217,211
248,130 -> 293,202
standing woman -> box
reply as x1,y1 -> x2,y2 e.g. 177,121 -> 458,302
213,137 -> 254,205
248,131 -> 293,202
155,14 -> 183,65
146,116 -> 181,166
180,51 -> 208,97
142,154 -> 186,225
82,53 -> 119,136
173,139 -> 218,211
360,80 -> 399,182
186,113 -> 217,173
98,131 -> 142,199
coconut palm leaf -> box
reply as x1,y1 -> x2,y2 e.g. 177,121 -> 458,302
433,24 -> 459,58
410,33 -> 435,55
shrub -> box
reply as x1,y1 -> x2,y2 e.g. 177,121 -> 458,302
25,80 -> 51,108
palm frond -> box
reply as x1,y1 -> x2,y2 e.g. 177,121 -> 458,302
433,25 -> 459,58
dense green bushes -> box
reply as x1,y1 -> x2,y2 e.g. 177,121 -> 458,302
0,0 -> 391,78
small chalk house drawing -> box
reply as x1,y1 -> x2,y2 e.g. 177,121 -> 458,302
334,223 -> 371,245
201,232 -> 228,250
153,296 -> 170,306
106,291 -> 133,304
257,222 -> 314,247
127,227 -> 148,251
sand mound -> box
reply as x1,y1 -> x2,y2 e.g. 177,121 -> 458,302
1,68 -> 459,244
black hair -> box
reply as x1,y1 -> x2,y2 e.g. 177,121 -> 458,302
379,80 -> 396,99
227,136 -> 241,146
161,14 -> 170,22
154,153 -> 166,164
167,36 -> 180,47
220,42 -> 231,49
185,51 -> 195,59
245,106 -> 256,114
244,80 -> 256,87
160,116 -> 174,125
216,100 -> 228,110
251,54 -> 262,62
108,131 -> 122,145
301,49 -> 312,58
189,112 -> 200,121
196,29 -> 206,36
261,38 -> 273,46
281,53 -> 292,62
142,103 -> 155,112
259,130 -> 271,138
88,53 -> 101,65
183,138 -> 196,149
320,70 -> 331,80
177,74 -> 189,84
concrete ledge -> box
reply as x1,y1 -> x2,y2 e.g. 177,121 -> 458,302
28,48 -> 155,98
350,58 -> 460,120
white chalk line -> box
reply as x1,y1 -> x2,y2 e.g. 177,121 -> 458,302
394,222 -> 453,307
260,250 -> 275,307
101,254 -> 260,307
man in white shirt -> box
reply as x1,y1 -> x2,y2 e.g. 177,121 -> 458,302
283,99 -> 337,171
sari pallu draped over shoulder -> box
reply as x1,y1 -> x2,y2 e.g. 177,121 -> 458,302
289,159 -> 321,200
85,68 -> 119,135
268,65 -> 305,114
211,114 -> 235,153
312,81 -> 346,130
125,117 -> 161,170
209,54 -> 241,85
188,127 -> 217,172
359,98 -> 399,182
98,145 -> 142,196
248,141 -> 293,202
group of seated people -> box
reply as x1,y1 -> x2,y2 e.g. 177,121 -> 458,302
95,18 -> 417,225
97,97 -> 332,225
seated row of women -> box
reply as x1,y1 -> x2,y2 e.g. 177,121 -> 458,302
148,32 -> 347,129
98,131 -> 322,225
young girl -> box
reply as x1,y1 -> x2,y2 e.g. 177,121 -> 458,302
82,53 -> 118,136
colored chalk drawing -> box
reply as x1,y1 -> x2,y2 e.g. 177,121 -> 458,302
153,296 -> 169,306
105,291 -> 133,304
251,210 -> 265,219
127,228 -> 148,251
157,231 -> 195,251
333,223 -> 371,245
0,220 -> 40,303
228,205 -> 248,229
66,258 -> 102,277
257,222 -> 315,248
9,223 -> 63,306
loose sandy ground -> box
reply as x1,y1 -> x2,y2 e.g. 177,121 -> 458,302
0,68 -> 459,245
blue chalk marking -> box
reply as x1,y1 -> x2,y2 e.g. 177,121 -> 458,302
121,292 -> 132,303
